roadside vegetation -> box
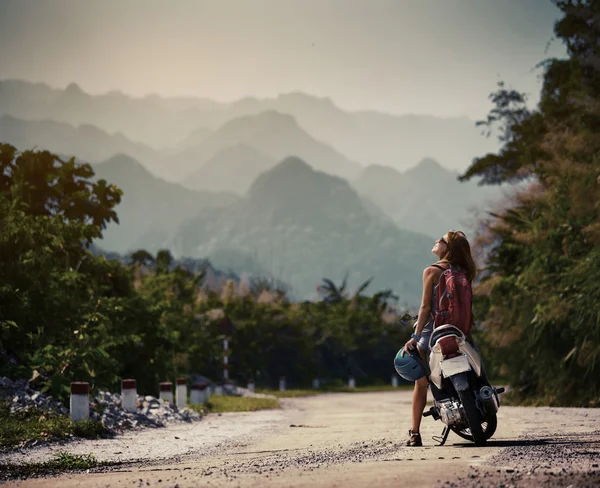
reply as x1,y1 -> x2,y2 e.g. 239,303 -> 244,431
190,396 -> 280,414
0,145 -> 410,406
0,401 -> 108,449
460,0 -> 600,407
0,452 -> 112,480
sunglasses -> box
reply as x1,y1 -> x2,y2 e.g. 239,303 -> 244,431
438,230 -> 465,245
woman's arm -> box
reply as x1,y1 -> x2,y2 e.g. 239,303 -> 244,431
414,267 -> 436,336
403,266 -> 436,353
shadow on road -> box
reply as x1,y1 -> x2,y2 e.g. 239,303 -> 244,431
450,438 -> 598,448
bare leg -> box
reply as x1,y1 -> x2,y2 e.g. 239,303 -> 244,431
411,346 -> 429,433
411,376 -> 429,432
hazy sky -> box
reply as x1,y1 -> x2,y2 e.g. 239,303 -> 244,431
0,0 -> 566,119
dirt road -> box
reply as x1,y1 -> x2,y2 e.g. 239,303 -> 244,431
2,391 -> 600,487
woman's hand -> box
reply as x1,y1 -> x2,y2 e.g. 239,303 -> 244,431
403,337 -> 417,355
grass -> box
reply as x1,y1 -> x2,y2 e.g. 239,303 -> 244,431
0,452 -> 113,479
0,400 -> 109,449
189,395 -> 280,414
256,388 -> 321,398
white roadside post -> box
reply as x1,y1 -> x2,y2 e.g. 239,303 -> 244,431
121,379 -> 137,412
279,376 -> 286,392
348,377 -> 356,389
247,379 -> 255,392
159,382 -> 173,403
70,382 -> 89,421
176,378 -> 187,409
190,384 -> 203,405
203,383 -> 212,401
391,376 -> 399,388
312,378 -> 320,389
199,383 -> 209,403
223,337 -> 229,382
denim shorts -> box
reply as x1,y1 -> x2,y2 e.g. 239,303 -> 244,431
416,320 -> 434,352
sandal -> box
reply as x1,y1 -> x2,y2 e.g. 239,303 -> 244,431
406,430 -> 423,446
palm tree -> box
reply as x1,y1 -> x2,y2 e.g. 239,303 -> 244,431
317,273 -> 349,304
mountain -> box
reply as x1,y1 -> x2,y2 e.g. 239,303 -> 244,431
0,114 -> 160,165
165,111 -> 364,182
182,143 -> 276,195
166,156 -> 434,305
0,80 -> 498,173
208,92 -> 499,172
352,157 -> 502,238
91,154 -> 239,253
0,79 -> 224,148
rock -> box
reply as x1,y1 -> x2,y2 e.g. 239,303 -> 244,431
28,369 -> 47,391
2,375 -> 205,438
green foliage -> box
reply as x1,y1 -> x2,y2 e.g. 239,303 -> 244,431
0,143 -> 411,407
0,401 -> 109,448
256,388 -> 321,398
191,396 -> 280,413
464,0 -> 600,406
0,452 -> 106,479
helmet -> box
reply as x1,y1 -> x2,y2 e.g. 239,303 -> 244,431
394,348 -> 426,382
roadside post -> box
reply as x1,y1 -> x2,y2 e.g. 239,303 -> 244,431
159,382 -> 173,403
121,379 -> 137,412
70,382 -> 90,421
176,378 -> 187,409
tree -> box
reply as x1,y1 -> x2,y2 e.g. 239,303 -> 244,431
0,145 -> 122,241
461,0 -> 600,405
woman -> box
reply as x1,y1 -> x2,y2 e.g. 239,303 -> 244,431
401,230 -> 476,447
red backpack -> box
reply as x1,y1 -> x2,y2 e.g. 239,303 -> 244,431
432,263 -> 473,334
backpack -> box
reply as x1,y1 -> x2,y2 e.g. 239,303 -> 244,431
431,263 -> 473,334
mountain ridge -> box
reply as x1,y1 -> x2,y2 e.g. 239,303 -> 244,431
0,114 -> 160,166
92,154 -> 238,254
352,157 -> 501,238
167,156 -> 434,305
0,79 -> 499,172
166,110 -> 364,182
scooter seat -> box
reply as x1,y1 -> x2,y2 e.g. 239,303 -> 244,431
437,336 -> 460,357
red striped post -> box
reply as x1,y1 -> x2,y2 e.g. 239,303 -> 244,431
70,382 -> 90,421
121,379 -> 137,412
159,381 -> 173,403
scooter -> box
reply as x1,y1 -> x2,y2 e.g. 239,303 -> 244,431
423,324 -> 504,446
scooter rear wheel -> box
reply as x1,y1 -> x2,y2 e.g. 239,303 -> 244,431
451,406 -> 497,444
455,389 -> 488,446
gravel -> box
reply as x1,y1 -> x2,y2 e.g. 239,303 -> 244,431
1,376 -> 275,434
1,377 -> 68,416
437,428 -> 600,487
